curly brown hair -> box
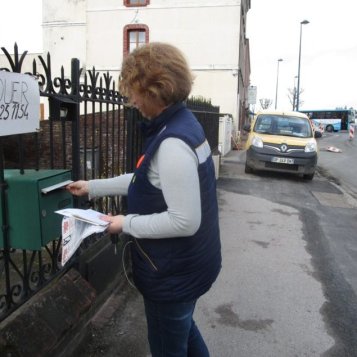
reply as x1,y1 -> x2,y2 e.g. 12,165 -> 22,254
119,42 -> 194,107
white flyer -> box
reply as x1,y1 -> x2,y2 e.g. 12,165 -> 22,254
57,209 -> 109,266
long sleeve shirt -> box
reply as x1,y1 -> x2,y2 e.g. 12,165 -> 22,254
88,137 -> 202,239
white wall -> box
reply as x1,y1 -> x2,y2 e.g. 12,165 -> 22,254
42,0 -> 243,126
43,0 -> 87,76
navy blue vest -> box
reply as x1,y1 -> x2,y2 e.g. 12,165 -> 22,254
127,102 -> 221,302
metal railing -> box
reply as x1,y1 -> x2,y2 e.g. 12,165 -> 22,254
0,44 -> 128,321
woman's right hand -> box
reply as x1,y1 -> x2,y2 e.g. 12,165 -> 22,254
66,180 -> 89,196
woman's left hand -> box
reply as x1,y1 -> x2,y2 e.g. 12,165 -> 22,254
101,214 -> 125,234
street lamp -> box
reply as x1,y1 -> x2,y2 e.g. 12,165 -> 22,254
296,19 -> 309,111
274,58 -> 283,109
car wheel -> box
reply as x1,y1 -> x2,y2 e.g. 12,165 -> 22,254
245,162 -> 253,174
326,125 -> 333,132
303,172 -> 314,180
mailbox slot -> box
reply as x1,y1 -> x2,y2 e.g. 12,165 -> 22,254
41,180 -> 73,195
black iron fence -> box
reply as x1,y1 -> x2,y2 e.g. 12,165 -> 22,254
187,98 -> 220,153
0,44 -> 220,322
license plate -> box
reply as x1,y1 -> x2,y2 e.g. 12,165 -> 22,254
271,157 -> 294,164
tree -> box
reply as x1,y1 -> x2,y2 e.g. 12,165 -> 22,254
288,87 -> 304,111
259,98 -> 273,110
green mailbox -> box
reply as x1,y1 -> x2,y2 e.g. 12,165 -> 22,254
0,169 -> 73,250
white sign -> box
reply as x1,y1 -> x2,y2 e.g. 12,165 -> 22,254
0,71 -> 40,136
248,86 -> 257,105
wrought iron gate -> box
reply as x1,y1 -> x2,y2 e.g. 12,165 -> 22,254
0,44 -> 139,321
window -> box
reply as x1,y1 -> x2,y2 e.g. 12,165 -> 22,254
254,115 -> 312,137
123,25 -> 149,55
129,30 -> 145,52
124,0 -> 150,7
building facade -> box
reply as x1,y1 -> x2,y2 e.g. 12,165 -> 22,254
42,0 -> 251,132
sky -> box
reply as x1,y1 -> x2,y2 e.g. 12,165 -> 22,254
247,0 -> 357,111
1,0 -> 356,112
0,0 -> 42,53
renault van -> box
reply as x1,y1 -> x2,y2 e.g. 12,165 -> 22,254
243,110 -> 321,180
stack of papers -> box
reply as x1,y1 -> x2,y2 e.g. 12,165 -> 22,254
56,208 -> 109,226
56,208 -> 110,266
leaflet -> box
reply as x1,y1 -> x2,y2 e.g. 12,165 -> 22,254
56,208 -> 109,226
56,208 -> 109,266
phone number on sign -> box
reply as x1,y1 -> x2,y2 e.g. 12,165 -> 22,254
0,103 -> 29,120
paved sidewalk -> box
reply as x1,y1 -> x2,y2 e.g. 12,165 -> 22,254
75,150 -> 335,357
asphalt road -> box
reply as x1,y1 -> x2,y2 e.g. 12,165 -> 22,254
218,141 -> 357,356
317,130 -> 357,199
73,136 -> 357,356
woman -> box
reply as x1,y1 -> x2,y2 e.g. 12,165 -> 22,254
67,42 -> 221,357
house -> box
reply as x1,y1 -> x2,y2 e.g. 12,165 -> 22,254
41,0 -> 251,133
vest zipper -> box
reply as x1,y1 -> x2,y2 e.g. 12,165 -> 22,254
134,239 -> 159,271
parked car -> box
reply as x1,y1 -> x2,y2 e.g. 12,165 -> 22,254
243,110 -> 322,180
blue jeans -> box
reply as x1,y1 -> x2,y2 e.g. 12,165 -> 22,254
144,298 -> 210,357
